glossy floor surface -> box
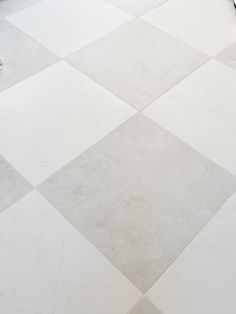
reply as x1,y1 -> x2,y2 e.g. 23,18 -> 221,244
1,0 -> 236,313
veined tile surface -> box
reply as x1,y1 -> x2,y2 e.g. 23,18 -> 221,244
38,114 -> 236,292
106,0 -> 167,16
0,61 -> 135,185
0,191 -> 141,314
67,19 -> 207,110
6,0 -> 133,57
0,155 -> 32,213
1,0 -> 236,311
142,0 -> 236,56
147,192 -> 236,314
0,19 -> 58,92
144,60 -> 236,176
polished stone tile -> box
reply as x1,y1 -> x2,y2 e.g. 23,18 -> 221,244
216,41 -> 236,70
67,19 -> 207,110
0,0 -> 41,18
0,155 -> 32,213
107,0 -> 166,16
0,20 -> 58,92
6,0 -> 132,57
144,60 -> 236,176
38,114 -> 236,292
130,298 -> 162,314
0,61 -> 136,185
147,192 -> 236,314
0,191 -> 141,314
142,0 -> 236,56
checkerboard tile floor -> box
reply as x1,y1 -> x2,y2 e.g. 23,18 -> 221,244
1,0 -> 236,313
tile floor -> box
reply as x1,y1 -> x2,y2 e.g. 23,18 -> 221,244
1,0 -> 236,313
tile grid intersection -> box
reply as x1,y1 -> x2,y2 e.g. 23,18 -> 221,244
1,0 -> 236,313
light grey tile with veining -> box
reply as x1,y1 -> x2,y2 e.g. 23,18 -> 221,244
0,20 -> 58,92
67,19 -> 208,110
38,114 -> 236,292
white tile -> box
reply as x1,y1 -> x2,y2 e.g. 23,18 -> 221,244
6,0 -> 133,57
142,0 -> 236,56
143,60 -> 236,176
147,192 -> 236,314
0,191 -> 141,314
0,61 -> 136,185
107,0 -> 166,16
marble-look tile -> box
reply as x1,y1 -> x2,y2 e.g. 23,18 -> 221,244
129,297 -> 162,314
6,0 -> 132,57
142,0 -> 236,56
0,155 -> 32,213
215,41 -> 236,70
0,191 -> 141,314
38,114 -> 236,292
0,20 -> 58,92
0,61 -> 136,185
144,60 -> 236,176
147,192 -> 236,314
107,0 -> 166,16
67,19 -> 207,110
0,0 -> 41,18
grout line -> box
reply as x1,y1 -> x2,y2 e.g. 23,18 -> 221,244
144,185 -> 236,296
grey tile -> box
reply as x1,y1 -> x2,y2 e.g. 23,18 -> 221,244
215,41 -> 236,70
66,19 -> 208,110
0,20 -> 58,92
107,0 -> 167,16
0,0 -> 41,18
38,114 -> 236,292
130,298 -> 162,314
0,155 -> 32,213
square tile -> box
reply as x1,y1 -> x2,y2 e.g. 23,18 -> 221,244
67,19 -> 207,110
38,114 -> 236,292
0,191 -> 141,314
0,155 -> 32,213
147,192 -> 236,314
107,0 -> 166,16
0,0 -> 41,18
0,20 -> 58,92
6,0 -> 133,57
0,61 -> 136,185
216,40 -> 236,70
130,297 -> 162,314
144,60 -> 236,176
142,0 -> 236,56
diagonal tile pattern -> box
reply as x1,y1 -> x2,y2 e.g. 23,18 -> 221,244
0,19 -> 58,92
0,61 -> 135,185
6,0 -> 133,57
106,0 -> 167,16
143,60 -> 236,176
0,191 -> 141,314
67,19 -> 208,110
0,155 -> 32,213
142,0 -> 236,56
1,0 -> 236,312
147,192 -> 236,314
129,297 -> 162,314
38,114 -> 236,292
